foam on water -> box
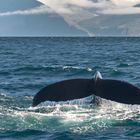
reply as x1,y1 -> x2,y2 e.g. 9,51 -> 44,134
1,37 -> 140,139
1,93 -> 140,137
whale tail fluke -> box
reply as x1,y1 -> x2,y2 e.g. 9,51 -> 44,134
32,78 -> 94,107
94,79 -> 140,105
32,71 -> 140,107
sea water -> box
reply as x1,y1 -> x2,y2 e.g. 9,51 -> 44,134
0,37 -> 140,139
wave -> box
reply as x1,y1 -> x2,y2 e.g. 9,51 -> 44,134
1,91 -> 140,140
110,69 -> 124,77
0,129 -> 47,138
8,65 -> 94,75
1,93 -> 140,137
117,63 -> 130,68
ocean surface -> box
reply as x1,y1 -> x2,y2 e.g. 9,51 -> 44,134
0,37 -> 140,140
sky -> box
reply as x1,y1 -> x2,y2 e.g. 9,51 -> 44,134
0,0 -> 140,36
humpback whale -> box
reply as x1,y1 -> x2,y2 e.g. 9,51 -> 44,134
32,72 -> 140,107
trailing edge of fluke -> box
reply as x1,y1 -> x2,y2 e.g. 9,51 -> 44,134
32,71 -> 140,107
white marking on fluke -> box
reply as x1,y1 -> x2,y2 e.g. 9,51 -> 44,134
94,71 -> 102,81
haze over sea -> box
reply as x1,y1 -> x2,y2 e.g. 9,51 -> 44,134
0,37 -> 140,140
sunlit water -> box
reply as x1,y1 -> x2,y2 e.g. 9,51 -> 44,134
0,37 -> 140,139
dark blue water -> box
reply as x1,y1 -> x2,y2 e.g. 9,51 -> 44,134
0,37 -> 140,140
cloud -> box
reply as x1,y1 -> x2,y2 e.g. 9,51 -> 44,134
111,0 -> 140,7
100,0 -> 140,15
37,0 -> 102,36
37,0 -> 140,36
37,0 -> 140,15
101,7 -> 140,15
0,5 -> 53,16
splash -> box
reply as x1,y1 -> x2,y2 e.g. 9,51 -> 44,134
1,93 -> 140,134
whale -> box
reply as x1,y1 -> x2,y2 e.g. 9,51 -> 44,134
32,71 -> 140,107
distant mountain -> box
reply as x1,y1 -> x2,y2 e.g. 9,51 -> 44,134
0,0 -> 86,36
0,0 -> 140,36
79,14 -> 140,36
135,3 -> 140,7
